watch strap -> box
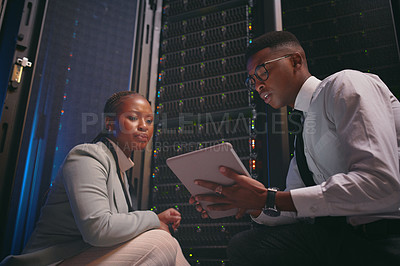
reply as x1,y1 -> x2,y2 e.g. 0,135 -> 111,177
266,188 -> 277,209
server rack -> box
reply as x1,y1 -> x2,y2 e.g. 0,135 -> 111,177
0,0 -> 142,256
282,0 -> 400,97
150,0 -> 258,264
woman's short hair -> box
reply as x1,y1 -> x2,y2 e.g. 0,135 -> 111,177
104,91 -> 138,115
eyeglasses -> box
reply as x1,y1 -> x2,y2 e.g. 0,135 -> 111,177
245,54 -> 292,90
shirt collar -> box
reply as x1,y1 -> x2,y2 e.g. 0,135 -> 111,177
108,138 -> 135,172
294,76 -> 321,113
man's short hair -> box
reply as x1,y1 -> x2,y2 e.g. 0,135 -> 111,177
245,31 -> 301,61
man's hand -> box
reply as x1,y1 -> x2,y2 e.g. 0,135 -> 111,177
157,208 -> 182,234
191,166 -> 268,219
189,196 -> 211,218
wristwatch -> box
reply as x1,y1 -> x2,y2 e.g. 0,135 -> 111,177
262,187 -> 281,217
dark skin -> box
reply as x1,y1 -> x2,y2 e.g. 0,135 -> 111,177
105,95 -> 181,232
105,95 -> 155,156
190,45 -> 311,218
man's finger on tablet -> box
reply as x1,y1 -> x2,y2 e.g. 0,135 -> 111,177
235,208 -> 247,219
220,166 -> 266,192
194,180 -> 220,191
189,196 -> 197,205
201,210 -> 209,219
195,195 -> 230,204
195,203 -> 203,212
219,166 -> 242,180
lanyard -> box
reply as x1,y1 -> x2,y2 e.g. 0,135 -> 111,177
100,138 -> 134,212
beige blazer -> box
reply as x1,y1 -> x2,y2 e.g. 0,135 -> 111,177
1,142 -> 159,266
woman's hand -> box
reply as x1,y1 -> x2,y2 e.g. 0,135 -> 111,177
157,208 -> 182,234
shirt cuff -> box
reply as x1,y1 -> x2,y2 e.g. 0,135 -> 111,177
290,185 -> 330,217
251,211 -> 298,226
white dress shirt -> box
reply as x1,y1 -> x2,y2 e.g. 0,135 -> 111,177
109,139 -> 135,173
253,70 -> 400,226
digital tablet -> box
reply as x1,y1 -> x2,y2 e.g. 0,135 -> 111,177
166,142 -> 250,219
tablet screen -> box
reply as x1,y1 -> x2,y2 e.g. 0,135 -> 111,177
166,142 -> 250,218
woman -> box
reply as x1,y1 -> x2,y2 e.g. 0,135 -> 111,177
2,91 -> 189,265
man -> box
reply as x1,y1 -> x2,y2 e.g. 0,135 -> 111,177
190,31 -> 400,265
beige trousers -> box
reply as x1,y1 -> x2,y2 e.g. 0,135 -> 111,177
60,229 -> 189,266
